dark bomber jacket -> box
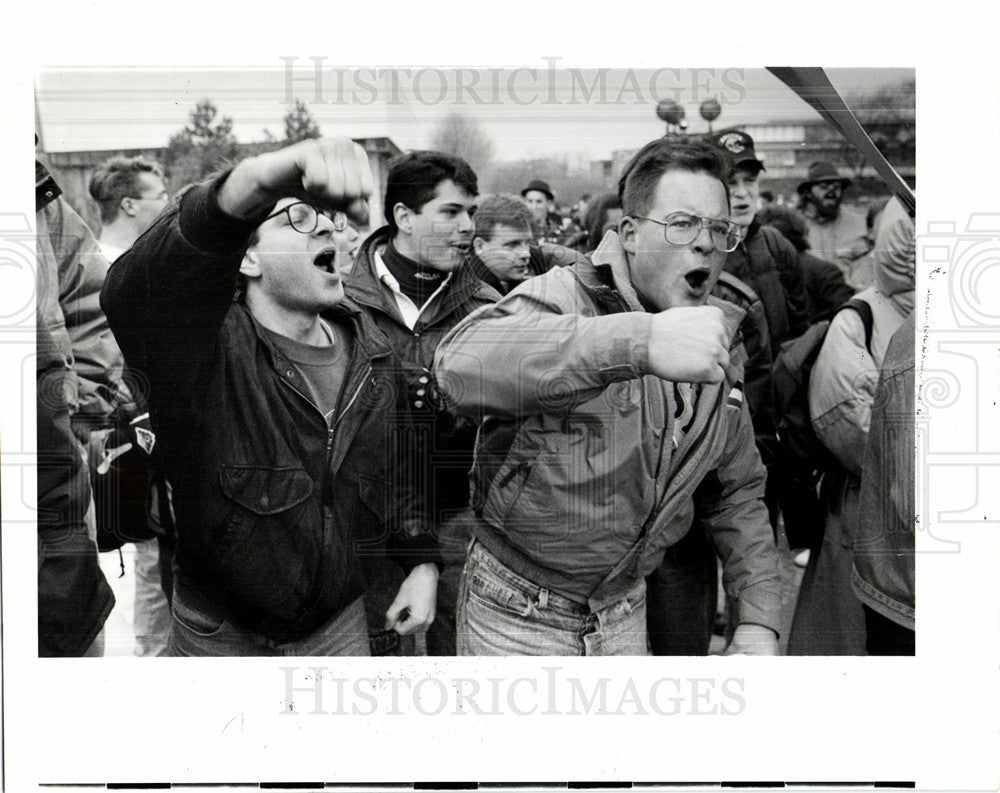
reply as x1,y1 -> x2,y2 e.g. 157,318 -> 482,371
101,180 -> 438,641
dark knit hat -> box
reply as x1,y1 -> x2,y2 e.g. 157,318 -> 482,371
521,180 -> 554,200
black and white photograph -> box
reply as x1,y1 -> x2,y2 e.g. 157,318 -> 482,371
4,3 -> 1000,791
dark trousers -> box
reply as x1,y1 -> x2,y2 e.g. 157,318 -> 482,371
645,524 -> 717,656
425,511 -> 476,656
157,533 -> 175,607
863,605 -> 914,656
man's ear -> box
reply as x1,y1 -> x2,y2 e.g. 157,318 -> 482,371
240,249 -> 262,279
120,197 -> 139,218
619,216 -> 639,255
472,236 -> 486,256
393,202 -> 412,235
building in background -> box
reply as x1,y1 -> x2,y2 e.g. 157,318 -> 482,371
609,118 -> 914,207
42,137 -> 402,235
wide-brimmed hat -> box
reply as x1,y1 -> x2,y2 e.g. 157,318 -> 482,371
521,180 -> 554,200
797,161 -> 851,194
708,128 -> 765,173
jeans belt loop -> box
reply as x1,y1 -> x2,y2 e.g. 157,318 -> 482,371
537,588 -> 549,610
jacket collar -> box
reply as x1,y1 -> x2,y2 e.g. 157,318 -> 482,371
348,225 -> 496,325
466,250 -> 506,295
240,295 -> 393,368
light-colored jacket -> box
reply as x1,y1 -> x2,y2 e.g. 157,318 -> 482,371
434,231 -> 782,631
809,197 -> 915,474
36,193 -> 128,430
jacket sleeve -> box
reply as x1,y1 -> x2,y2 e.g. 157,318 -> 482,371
695,397 -> 782,634
42,197 -> 128,431
808,308 -> 879,475
769,228 -> 811,339
805,252 -> 855,322
537,241 -> 588,270
736,296 -> 776,464
433,270 -> 653,419
384,363 -> 443,572
100,176 -> 270,408
36,318 -> 115,656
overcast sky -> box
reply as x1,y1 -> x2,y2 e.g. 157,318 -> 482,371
36,66 -> 912,163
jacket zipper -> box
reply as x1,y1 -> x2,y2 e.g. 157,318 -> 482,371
278,360 -> 373,616
628,387 -> 724,577
332,364 -> 373,438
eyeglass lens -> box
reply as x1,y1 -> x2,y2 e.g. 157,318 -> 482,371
663,214 -> 739,252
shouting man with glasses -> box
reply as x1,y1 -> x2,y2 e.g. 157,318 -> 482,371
101,138 -> 440,656
434,137 -> 781,656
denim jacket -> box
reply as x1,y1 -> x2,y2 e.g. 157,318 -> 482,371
851,319 -> 915,629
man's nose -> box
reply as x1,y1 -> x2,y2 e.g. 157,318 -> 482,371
691,224 -> 715,255
456,211 -> 473,234
314,213 -> 335,236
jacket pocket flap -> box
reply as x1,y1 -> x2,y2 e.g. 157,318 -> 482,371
358,473 -> 387,522
219,466 -> 313,515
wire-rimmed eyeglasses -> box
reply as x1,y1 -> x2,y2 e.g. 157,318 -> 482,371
632,212 -> 742,253
266,201 -> 349,234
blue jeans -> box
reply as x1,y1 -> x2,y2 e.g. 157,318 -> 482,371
168,592 -> 370,657
456,540 -> 648,656
134,539 -> 171,656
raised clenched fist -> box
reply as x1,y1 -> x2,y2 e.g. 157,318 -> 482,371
218,137 -> 374,225
646,305 -> 730,384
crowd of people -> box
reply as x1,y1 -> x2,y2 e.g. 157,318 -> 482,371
36,124 -> 915,658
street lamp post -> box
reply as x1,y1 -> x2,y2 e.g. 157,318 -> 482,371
656,100 -> 687,136
699,98 -> 722,134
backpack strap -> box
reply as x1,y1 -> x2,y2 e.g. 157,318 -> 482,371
840,298 -> 875,356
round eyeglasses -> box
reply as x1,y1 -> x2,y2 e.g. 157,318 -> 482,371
633,212 -> 742,253
265,201 -> 349,234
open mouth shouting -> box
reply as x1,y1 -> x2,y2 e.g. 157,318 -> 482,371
683,267 -> 712,297
313,247 -> 338,274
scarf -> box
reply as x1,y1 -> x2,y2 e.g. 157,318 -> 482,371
382,242 -> 447,307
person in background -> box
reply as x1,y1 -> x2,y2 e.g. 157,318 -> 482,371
797,161 -> 873,290
467,195 -> 534,296
709,128 -> 809,354
851,316 -> 915,655
573,193 -> 592,229
345,150 -> 497,656
582,192 -> 623,253
788,196 -> 915,655
756,204 -> 855,322
37,156 -> 117,656
88,154 -> 172,657
331,220 -> 364,278
520,179 -> 564,244
88,156 -> 169,262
